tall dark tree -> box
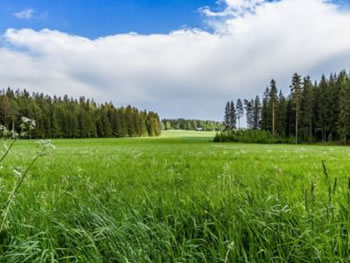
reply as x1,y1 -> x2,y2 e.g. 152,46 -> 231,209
300,76 -> 314,139
290,73 -> 302,144
236,99 -> 244,129
224,101 -> 230,130
229,101 -> 236,130
337,71 -> 350,143
244,99 -> 254,129
261,87 -> 270,131
276,91 -> 287,137
269,79 -> 278,136
252,96 -> 261,129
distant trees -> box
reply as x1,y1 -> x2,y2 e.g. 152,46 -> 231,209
161,119 -> 224,131
222,69 -> 350,144
0,88 -> 161,138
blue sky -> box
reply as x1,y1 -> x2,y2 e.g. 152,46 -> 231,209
1,0 -> 348,39
1,0 -> 350,120
0,0 -> 221,38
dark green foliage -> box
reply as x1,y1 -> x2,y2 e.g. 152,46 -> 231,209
236,98 -> 244,128
244,99 -> 254,129
214,129 -> 290,144
229,101 -> 236,130
223,100 -> 236,130
224,101 -> 230,129
0,88 -> 161,138
221,70 -> 350,144
252,96 -> 261,129
162,119 -> 224,131
269,79 -> 278,136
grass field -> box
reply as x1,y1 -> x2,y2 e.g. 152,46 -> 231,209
1,130 -> 350,262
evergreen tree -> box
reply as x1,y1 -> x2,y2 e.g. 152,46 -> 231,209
290,73 -> 302,144
244,99 -> 254,129
229,101 -> 236,130
300,76 -> 314,140
0,88 -> 161,139
236,99 -> 244,129
252,96 -> 261,129
221,70 -> 350,144
318,75 -> 329,142
261,87 -> 270,131
337,72 -> 350,143
269,80 -> 278,136
276,91 -> 287,137
224,101 -> 230,130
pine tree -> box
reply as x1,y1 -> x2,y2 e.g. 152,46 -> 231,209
0,88 -> 160,139
244,99 -> 254,129
229,101 -> 236,130
337,72 -> 350,143
276,91 -> 287,137
253,96 -> 261,129
269,79 -> 278,136
300,76 -> 314,140
261,87 -> 270,131
224,101 -> 230,130
290,73 -> 302,144
236,99 -> 244,129
318,75 -> 329,142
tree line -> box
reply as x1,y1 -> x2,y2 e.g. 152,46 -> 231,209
223,70 -> 350,144
0,88 -> 161,138
162,119 -> 224,131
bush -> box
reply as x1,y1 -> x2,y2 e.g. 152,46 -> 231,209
214,129 -> 289,144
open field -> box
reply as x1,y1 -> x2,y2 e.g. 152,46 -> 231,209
1,130 -> 350,262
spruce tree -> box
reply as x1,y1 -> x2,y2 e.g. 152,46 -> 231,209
236,99 -> 244,129
290,73 -> 302,144
224,101 -> 230,130
229,101 -> 236,130
269,79 -> 278,136
276,91 -> 287,137
244,99 -> 254,129
261,87 -> 270,131
300,76 -> 314,140
253,96 -> 261,129
337,72 -> 350,143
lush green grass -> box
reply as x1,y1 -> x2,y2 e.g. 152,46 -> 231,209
1,130 -> 350,262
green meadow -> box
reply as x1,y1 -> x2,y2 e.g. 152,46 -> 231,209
1,130 -> 350,262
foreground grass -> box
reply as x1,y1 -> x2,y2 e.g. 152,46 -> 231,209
1,131 -> 350,262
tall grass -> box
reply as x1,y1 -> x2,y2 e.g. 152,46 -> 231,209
1,134 -> 350,261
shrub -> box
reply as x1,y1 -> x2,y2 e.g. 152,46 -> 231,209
214,129 -> 289,144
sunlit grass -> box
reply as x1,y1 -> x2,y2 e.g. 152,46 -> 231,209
1,133 -> 350,261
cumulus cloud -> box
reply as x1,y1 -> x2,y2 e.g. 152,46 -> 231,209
2,0 -> 350,120
200,0 -> 264,17
14,9 -> 35,19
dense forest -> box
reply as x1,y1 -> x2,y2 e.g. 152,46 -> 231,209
223,70 -> 350,144
0,88 -> 161,138
162,119 -> 224,131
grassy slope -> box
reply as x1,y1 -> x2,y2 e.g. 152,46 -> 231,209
1,131 -> 350,262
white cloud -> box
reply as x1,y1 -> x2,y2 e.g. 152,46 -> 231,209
2,0 -> 350,120
14,9 -> 35,19
200,0 -> 264,17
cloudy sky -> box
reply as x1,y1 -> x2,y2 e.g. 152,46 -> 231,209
0,0 -> 350,120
